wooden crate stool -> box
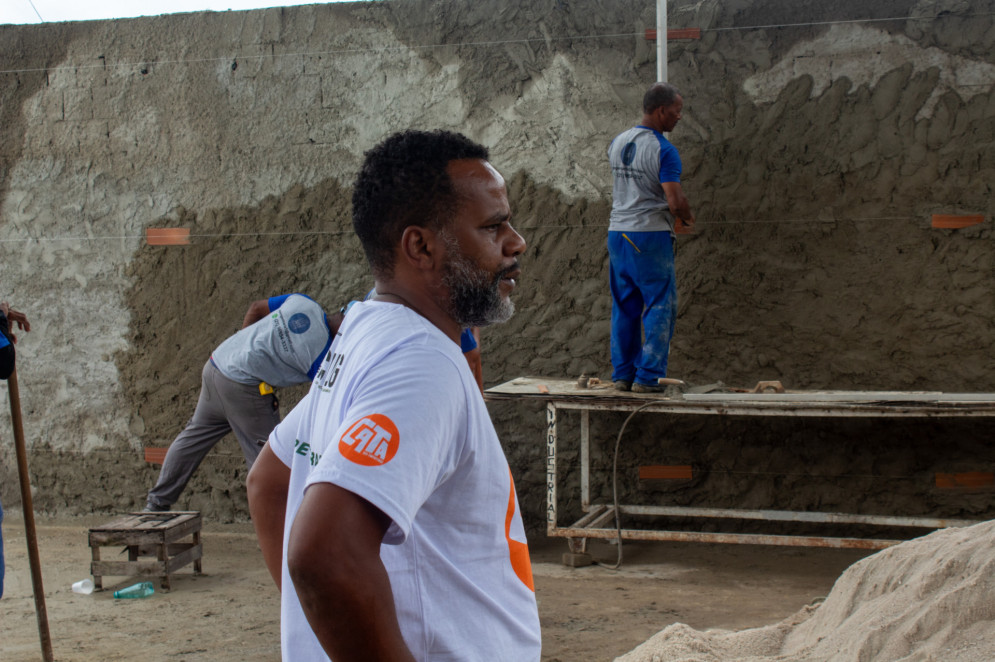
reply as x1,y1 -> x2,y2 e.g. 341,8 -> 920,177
89,511 -> 203,591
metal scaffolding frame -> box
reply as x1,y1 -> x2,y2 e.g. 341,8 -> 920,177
486,379 -> 995,553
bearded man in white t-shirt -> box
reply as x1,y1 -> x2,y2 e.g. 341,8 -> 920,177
247,130 -> 540,662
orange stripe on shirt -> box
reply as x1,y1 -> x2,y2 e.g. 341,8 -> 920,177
505,467 -> 535,591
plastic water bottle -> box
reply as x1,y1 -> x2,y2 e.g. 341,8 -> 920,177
113,581 -> 155,599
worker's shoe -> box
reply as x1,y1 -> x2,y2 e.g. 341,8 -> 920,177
632,382 -> 666,394
612,380 -> 632,392
143,501 -> 170,513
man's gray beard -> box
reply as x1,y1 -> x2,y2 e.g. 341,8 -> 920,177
441,235 -> 515,328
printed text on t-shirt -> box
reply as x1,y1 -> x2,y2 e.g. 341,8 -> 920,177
294,438 -> 322,467
315,352 -> 345,391
272,312 -> 294,354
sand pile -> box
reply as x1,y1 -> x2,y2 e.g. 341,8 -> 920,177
615,521 -> 995,661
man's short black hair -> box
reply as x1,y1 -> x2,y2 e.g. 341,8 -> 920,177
352,129 -> 489,278
643,82 -> 681,113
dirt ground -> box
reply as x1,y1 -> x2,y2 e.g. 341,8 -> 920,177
0,514 -> 869,662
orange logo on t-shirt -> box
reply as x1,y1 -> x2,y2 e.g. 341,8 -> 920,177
338,414 -> 400,466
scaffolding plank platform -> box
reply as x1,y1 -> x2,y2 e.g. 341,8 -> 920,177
485,377 -> 995,417
485,377 -> 995,557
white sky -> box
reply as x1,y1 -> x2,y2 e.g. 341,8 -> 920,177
1,1 -> 359,25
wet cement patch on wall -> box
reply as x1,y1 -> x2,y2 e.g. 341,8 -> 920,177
674,82 -> 995,391
107,178 -> 360,519
118,178 -> 358,435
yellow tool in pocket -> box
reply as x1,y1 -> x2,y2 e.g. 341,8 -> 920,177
259,382 -> 274,395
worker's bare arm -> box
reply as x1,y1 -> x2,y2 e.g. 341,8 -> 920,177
246,444 -> 290,590
327,309 -> 345,337
288,482 -> 416,662
241,299 -> 272,328
661,181 -> 695,228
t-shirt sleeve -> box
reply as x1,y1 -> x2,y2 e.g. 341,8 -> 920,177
459,328 -> 477,353
278,295 -> 331,380
306,341 -> 331,381
657,140 -> 682,183
0,314 -> 10,350
306,344 -> 468,545
302,304 -> 332,380
0,314 -> 13,380
268,292 -> 313,312
268,393 -> 309,467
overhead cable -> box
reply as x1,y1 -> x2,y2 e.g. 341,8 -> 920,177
0,214 -> 958,246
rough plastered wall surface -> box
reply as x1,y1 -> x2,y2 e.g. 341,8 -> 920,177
1,0 -> 993,530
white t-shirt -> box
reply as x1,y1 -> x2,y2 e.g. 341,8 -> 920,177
607,125 -> 682,233
268,301 -> 541,662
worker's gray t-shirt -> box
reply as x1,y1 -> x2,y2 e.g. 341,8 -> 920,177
211,293 -> 331,388
607,125 -> 682,233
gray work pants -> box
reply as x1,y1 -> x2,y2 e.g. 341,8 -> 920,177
145,360 -> 280,510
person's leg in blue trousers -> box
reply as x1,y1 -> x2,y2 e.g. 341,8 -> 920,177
608,231 -> 643,383
608,231 -> 677,386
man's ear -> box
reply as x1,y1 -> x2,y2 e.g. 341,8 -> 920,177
399,225 -> 443,271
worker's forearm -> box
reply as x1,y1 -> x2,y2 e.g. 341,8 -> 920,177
247,445 -> 289,590
667,192 -> 692,221
661,182 -> 692,222
672,200 -> 692,221
242,299 -> 272,328
288,482 -> 415,662
292,553 -> 416,662
250,499 -> 286,590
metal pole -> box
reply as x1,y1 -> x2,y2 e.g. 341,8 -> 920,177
656,0 -> 668,82
580,408 -> 590,509
7,367 -> 54,662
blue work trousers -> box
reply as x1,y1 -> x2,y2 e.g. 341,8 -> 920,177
608,231 -> 677,385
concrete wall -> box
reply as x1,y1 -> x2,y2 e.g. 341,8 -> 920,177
1,0 -> 993,531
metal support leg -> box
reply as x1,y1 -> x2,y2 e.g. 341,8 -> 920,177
549,403 -> 594,566
545,402 -> 557,535
580,408 -> 590,510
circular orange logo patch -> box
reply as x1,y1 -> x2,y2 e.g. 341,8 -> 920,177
338,413 -> 400,466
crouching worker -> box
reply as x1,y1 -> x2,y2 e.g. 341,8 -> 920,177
144,293 -> 332,512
